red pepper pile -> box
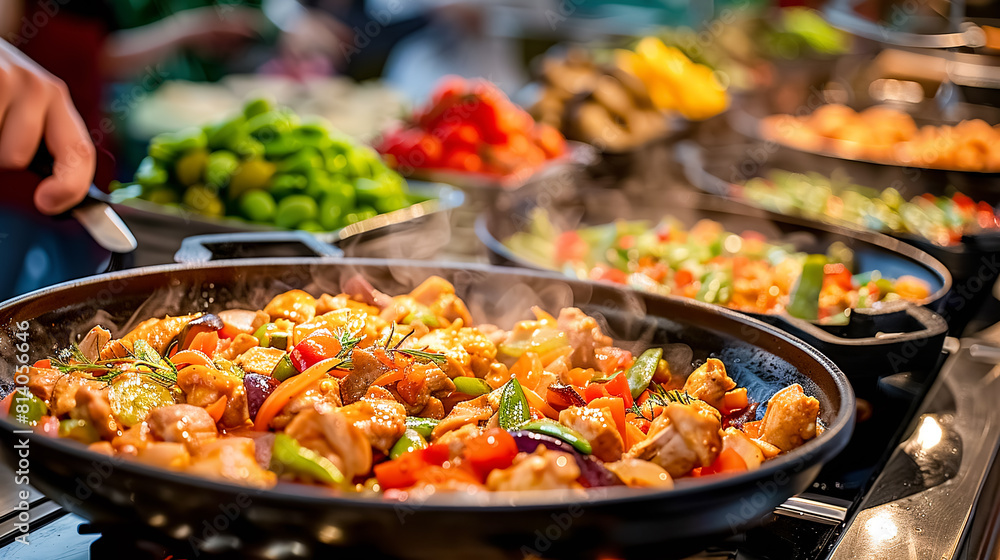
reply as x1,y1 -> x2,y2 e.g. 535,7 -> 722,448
377,76 -> 567,180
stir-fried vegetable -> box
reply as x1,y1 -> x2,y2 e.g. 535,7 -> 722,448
19,277 -> 823,497
741,170 -> 1000,246
505,209 -> 932,323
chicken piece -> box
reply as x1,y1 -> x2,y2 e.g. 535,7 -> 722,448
71,386 -> 119,440
435,423 -> 483,459
723,427 -> 764,470
176,365 -> 249,429
338,398 -> 407,454
270,377 -> 343,430
340,347 -> 394,406
486,446 -> 581,491
217,333 -> 259,361
412,327 -> 498,379
264,289 -> 316,324
627,403 -> 722,478
418,397 -> 445,420
78,326 -> 111,362
112,422 -> 152,454
146,404 -> 219,452
293,308 -> 386,347
48,374 -> 108,417
217,309 -> 269,337
683,359 -> 736,411
408,276 -> 473,326
135,442 -> 191,471
556,308 -> 612,369
316,293 -> 348,315
100,314 -> 200,359
392,362 -> 456,415
431,394 -> 497,439
604,458 -> 673,489
759,384 -> 820,452
235,347 -> 286,376
187,437 -> 277,489
285,408 -> 372,480
558,406 -> 623,462
26,366 -> 61,402
88,441 -> 115,456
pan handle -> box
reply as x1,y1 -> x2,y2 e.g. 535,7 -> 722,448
174,231 -> 344,263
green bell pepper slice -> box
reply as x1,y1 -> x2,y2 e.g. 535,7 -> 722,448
59,418 -> 99,444
626,348 -> 664,399
453,377 -> 492,397
270,354 -> 298,382
389,429 -> 429,460
787,254 -> 827,320
498,378 -> 530,430
272,433 -> 344,485
404,417 -> 439,438
521,419 -> 592,455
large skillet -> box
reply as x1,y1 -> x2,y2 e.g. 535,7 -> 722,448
476,181 -> 951,380
0,259 -> 853,559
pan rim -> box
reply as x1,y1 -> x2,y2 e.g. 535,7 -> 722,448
0,258 -> 855,511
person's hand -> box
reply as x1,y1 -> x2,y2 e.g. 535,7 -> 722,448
0,40 -> 95,214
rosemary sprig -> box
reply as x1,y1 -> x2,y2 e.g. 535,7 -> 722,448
395,348 -> 448,366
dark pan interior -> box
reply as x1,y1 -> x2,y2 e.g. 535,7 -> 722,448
0,260 -> 854,558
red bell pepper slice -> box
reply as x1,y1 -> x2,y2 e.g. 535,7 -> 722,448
463,428 -> 518,480
603,373 -> 634,409
289,334 -> 343,372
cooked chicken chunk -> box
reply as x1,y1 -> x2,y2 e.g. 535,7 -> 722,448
135,442 -> 191,470
146,404 -> 219,452
723,427 -> 764,470
71,386 -> 119,440
48,375 -> 108,417
408,276 -> 473,326
683,358 -> 736,411
435,424 -> 483,459
627,403 -> 722,477
431,394 -> 497,439
100,314 -> 199,359
556,308 -> 612,369
559,406 -> 624,462
285,408 -> 372,480
187,437 -> 277,488
759,384 -> 819,452
338,398 -> 407,453
78,326 -> 111,362
217,333 -> 259,361
264,289 -> 316,324
235,347 -> 286,376
176,365 -> 249,429
486,446 -> 581,491
340,347 -> 394,406
270,377 -> 342,430
26,366 -> 62,402
604,458 -> 674,488
413,327 -> 497,378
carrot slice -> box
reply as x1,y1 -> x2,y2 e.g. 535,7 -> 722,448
372,370 -> 404,388
723,388 -> 749,412
522,386 -> 559,419
625,420 -> 646,450
253,357 -> 341,431
588,397 -> 626,442
170,350 -> 215,368
205,396 -> 227,423
190,331 -> 220,358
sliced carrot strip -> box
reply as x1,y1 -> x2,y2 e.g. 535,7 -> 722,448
205,396 -> 227,423
523,386 -> 559,419
253,357 -> 341,431
170,350 -> 215,368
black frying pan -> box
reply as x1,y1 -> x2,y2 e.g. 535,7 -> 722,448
476,181 -> 951,380
0,259 -> 853,559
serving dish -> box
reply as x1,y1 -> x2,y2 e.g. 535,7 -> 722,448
477,182 -> 950,379
680,139 -> 1000,334
0,258 -> 853,558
